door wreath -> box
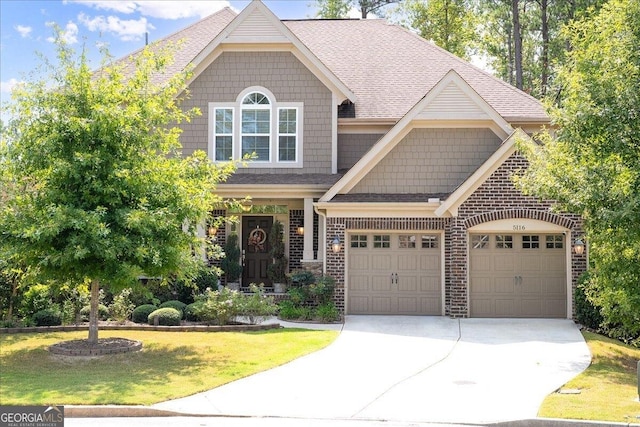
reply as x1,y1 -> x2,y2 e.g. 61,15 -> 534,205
248,228 -> 267,252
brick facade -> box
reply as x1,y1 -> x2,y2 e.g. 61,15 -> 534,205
323,152 -> 586,318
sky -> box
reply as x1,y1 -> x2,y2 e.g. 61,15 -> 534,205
0,0 -> 369,114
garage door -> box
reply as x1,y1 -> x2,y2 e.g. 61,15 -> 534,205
348,233 -> 442,315
469,233 -> 567,318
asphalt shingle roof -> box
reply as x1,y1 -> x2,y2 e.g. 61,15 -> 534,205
121,5 -> 547,123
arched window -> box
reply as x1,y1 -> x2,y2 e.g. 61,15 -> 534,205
209,87 -> 303,167
241,92 -> 271,161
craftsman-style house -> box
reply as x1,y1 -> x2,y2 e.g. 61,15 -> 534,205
137,1 -> 586,318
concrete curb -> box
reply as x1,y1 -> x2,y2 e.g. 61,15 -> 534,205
63,406 -> 640,427
490,418 -> 640,427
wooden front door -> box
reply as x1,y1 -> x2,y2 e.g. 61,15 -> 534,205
242,216 -> 273,287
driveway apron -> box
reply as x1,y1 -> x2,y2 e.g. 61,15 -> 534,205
153,316 -> 590,424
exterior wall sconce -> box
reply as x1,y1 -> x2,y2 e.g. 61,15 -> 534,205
574,238 -> 585,255
296,226 -> 304,236
331,236 -> 341,253
208,226 -> 218,237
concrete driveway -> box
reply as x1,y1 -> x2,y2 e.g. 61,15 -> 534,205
153,316 -> 591,424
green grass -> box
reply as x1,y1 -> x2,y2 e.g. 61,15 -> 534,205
539,331 -> 640,423
0,329 -> 338,406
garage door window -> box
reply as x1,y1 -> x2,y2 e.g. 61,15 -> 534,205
350,235 -> 368,248
522,235 -> 540,249
496,235 -> 513,249
422,234 -> 439,248
546,235 -> 564,248
373,235 -> 390,248
472,234 -> 489,249
399,235 -> 417,248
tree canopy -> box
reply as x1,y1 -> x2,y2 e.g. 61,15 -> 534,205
516,0 -> 640,340
0,36 -> 236,342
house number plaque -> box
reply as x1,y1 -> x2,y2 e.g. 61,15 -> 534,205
512,225 -> 526,231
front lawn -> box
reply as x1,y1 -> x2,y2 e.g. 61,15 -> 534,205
539,331 -> 640,423
0,329 -> 338,406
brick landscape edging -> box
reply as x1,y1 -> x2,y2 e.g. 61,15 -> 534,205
0,323 -> 281,334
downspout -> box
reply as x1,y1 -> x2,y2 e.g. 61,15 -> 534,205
314,204 -> 328,275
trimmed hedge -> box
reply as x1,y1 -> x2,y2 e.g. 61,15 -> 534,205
159,300 -> 187,319
80,304 -> 109,322
132,304 -> 158,324
184,302 -> 202,322
33,308 -> 62,326
148,307 -> 181,326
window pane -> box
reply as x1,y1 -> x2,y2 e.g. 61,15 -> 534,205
350,235 -> 367,248
242,109 -> 270,134
215,136 -> 232,161
399,235 -> 416,248
215,109 -> 233,134
373,235 -> 390,248
546,235 -> 564,249
279,108 -> 297,134
496,235 -> 513,249
242,136 -> 270,161
242,92 -> 270,105
472,235 -> 489,249
522,235 -> 540,249
279,136 -> 296,161
422,234 -> 438,248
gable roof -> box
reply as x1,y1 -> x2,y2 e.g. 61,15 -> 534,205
190,1 -> 356,104
115,1 -> 547,124
319,70 -> 513,202
285,18 -> 547,122
434,129 -> 530,217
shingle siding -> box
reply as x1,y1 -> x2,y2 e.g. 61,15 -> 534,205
350,128 -> 501,195
337,133 -> 383,171
179,51 -> 333,173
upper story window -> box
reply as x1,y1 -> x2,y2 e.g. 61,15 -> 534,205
209,87 -> 303,168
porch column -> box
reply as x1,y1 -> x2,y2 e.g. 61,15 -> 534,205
303,197 -> 315,261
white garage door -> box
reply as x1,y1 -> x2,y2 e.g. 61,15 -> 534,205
469,233 -> 567,318
348,232 -> 442,315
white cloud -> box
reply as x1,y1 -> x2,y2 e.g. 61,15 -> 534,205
1,78 -> 21,94
66,1 -> 230,19
78,12 -> 154,41
15,25 -> 33,38
46,21 -> 79,44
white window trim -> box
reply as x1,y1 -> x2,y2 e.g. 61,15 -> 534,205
208,86 -> 304,168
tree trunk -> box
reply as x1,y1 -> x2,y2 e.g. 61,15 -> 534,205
540,0 -> 549,96
512,0 -> 524,89
88,279 -> 99,344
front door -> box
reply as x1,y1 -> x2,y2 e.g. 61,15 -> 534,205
242,216 -> 273,287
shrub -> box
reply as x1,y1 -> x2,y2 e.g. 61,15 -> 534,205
289,270 -> 315,287
278,300 -> 313,321
132,304 -> 158,324
221,234 -> 242,283
238,284 -> 278,325
20,284 -> 53,318
32,308 -> 62,326
110,289 -> 135,323
192,287 -> 242,325
147,307 -> 181,326
310,275 -> 335,305
184,302 -> 202,321
315,302 -> 340,322
80,304 -> 109,322
287,286 -> 309,307
574,273 -> 603,330
160,300 -> 187,319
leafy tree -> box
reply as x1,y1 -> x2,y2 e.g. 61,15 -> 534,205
516,0 -> 640,340
315,0 -> 399,18
0,35 -> 236,343
315,0 -> 351,18
396,0 -> 476,59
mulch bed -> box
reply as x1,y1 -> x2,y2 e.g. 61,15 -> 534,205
49,337 -> 142,356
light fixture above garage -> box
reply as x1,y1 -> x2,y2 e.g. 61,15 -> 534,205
331,236 -> 341,253
296,226 -> 304,236
574,238 -> 585,255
